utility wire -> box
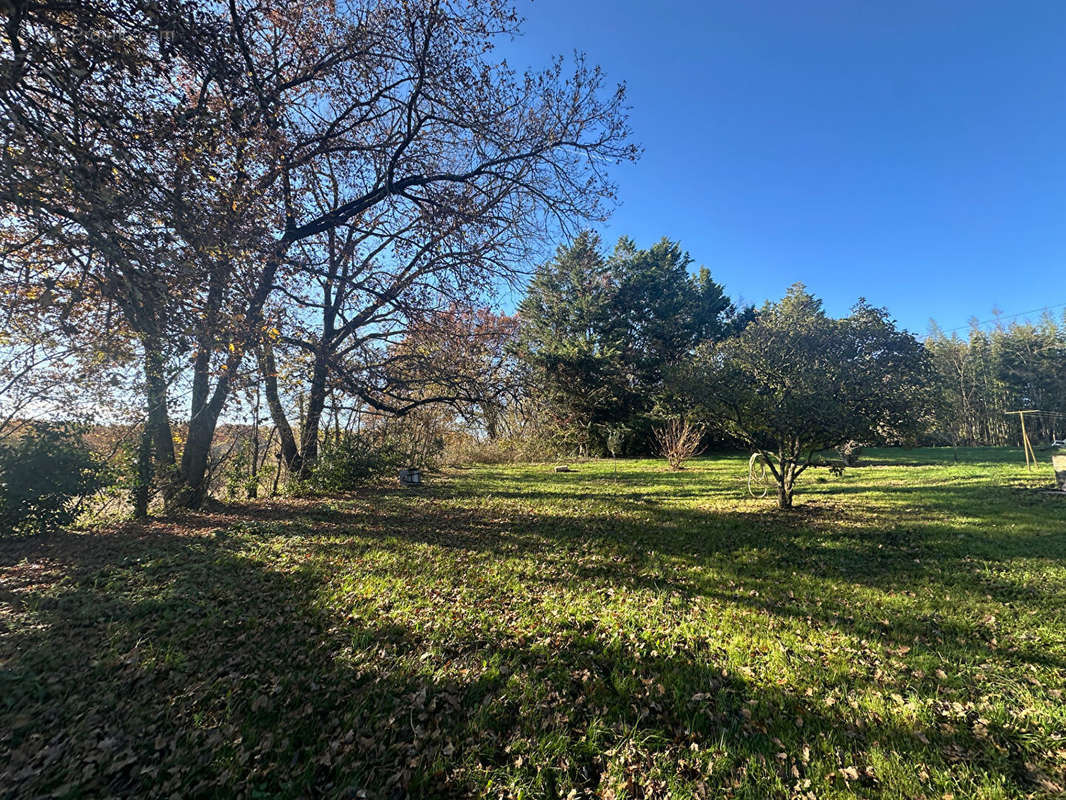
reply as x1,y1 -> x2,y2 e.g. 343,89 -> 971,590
937,302 -> 1066,335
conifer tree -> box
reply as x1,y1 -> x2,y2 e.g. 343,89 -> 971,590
516,232 -> 743,453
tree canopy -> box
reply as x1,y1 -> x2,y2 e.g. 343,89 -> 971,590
675,284 -> 930,507
925,317 -> 1066,447
1,0 -> 636,507
515,232 -> 744,454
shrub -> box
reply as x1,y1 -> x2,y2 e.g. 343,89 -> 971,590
223,448 -> 256,500
302,432 -> 406,493
653,417 -> 705,470
0,424 -> 108,535
443,435 -> 517,465
442,429 -> 565,465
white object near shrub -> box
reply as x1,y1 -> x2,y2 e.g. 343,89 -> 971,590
1052,453 -> 1066,491
398,468 -> 422,486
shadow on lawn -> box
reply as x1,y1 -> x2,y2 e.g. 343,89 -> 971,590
320,481 -> 1065,674
2,521 -> 1051,799
215,476 -> 1063,601
176,481 -> 1066,684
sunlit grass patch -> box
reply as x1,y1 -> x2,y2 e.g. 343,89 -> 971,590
2,448 -> 1064,798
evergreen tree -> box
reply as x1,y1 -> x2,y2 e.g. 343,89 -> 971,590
515,232 -> 743,453
514,232 -> 626,453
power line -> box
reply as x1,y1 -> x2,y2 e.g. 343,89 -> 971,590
937,302 -> 1066,335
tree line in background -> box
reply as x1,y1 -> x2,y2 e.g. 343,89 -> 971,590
516,238 -> 1066,469
3,206 -> 1062,518
512,231 -> 751,456
925,320 -> 1066,447
1,2 -> 1062,524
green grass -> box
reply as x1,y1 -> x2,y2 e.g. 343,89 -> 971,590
2,448 -> 1064,798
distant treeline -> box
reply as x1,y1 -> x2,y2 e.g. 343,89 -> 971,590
924,318 -> 1066,447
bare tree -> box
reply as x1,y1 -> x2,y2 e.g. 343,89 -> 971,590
1,0 -> 637,507
654,417 -> 705,470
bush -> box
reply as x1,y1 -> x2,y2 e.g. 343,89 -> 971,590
0,424 -> 108,535
442,432 -> 550,465
223,448 -> 256,500
302,432 -> 406,493
443,435 -> 516,465
653,417 -> 705,470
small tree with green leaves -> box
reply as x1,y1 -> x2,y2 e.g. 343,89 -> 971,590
675,285 -> 929,508
0,425 -> 107,535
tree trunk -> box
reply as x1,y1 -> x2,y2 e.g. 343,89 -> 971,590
143,338 -> 176,466
173,351 -> 237,509
132,422 -> 152,518
176,420 -> 216,508
299,356 -> 330,468
248,385 -> 261,499
776,480 -> 793,509
260,341 -> 331,478
141,333 -> 178,507
776,459 -> 796,509
260,341 -> 303,475
484,403 -> 499,441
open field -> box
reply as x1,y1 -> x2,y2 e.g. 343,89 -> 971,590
2,448 -> 1064,799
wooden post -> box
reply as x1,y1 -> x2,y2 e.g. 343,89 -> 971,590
1020,412 -> 1032,470
1007,410 -> 1040,470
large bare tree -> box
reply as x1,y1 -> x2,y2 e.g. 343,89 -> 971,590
1,0 -> 636,507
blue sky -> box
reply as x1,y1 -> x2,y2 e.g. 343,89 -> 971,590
500,0 -> 1066,334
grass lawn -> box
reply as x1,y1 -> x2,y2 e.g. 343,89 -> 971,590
2,448 -> 1064,799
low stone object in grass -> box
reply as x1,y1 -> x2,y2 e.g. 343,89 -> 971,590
554,465 -> 573,473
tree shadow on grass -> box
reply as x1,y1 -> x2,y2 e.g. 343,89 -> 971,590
168,480 -> 1066,690
2,522 -> 1057,798
244,481 -> 1066,680
193,476 -> 1064,629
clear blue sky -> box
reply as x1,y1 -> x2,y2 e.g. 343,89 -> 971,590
500,0 -> 1066,334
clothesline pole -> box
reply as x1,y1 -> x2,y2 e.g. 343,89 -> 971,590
1006,410 -> 1039,470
